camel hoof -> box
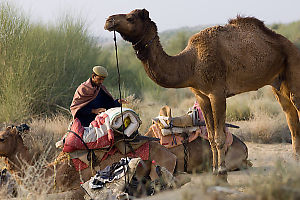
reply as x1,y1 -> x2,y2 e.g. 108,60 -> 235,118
218,166 -> 227,175
212,167 -> 218,175
293,153 -> 300,161
216,167 -> 228,182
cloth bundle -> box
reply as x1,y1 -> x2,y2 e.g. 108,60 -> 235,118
105,107 -> 141,136
89,157 -> 131,189
81,158 -> 142,200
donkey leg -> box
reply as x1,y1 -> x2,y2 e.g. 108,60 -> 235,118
272,85 -> 300,159
192,89 -> 217,174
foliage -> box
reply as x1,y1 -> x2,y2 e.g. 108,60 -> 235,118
0,3 -> 100,122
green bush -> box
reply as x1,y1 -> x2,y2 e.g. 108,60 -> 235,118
0,3 -> 100,122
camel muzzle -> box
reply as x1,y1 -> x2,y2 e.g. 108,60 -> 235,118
104,17 -> 117,31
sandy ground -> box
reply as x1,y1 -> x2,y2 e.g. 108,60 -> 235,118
140,142 -> 295,200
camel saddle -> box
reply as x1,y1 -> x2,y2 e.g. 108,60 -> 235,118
151,105 -> 233,149
68,132 -> 159,169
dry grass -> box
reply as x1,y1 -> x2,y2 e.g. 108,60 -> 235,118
232,114 -> 290,143
227,86 -> 290,143
247,160 -> 300,200
0,114 -> 72,199
23,114 -> 71,160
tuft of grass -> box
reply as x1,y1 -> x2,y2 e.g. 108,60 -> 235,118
248,160 -> 300,200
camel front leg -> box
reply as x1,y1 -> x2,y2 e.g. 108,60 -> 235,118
192,89 -> 217,173
209,93 -> 227,177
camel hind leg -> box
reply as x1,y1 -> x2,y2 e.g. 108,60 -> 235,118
272,84 -> 300,159
285,44 -> 300,115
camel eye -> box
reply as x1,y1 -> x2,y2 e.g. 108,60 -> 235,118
0,138 -> 4,142
127,17 -> 135,23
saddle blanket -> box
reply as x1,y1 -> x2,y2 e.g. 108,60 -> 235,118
72,142 -> 150,171
150,123 -> 233,149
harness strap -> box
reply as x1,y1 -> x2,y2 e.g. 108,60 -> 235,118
170,119 -> 177,146
181,132 -> 189,172
67,130 -> 98,164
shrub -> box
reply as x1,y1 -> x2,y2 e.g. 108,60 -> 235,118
0,3 -> 100,122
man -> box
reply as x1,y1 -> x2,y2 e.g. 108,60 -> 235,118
70,65 -> 127,127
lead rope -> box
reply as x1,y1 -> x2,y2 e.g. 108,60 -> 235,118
113,19 -> 128,187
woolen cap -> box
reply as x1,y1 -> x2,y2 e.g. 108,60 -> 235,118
93,66 -> 108,77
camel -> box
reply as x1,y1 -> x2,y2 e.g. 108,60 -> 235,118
0,126 -> 177,198
144,105 -> 250,172
145,129 -> 249,172
104,9 -> 300,178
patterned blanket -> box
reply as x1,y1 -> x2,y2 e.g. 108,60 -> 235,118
72,142 -> 149,171
150,122 -> 233,149
59,107 -> 141,153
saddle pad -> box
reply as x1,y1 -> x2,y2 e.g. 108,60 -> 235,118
151,123 -> 233,149
72,142 -> 150,171
151,123 -> 200,148
161,126 -> 198,136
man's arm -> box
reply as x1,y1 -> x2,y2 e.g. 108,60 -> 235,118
76,106 -> 92,117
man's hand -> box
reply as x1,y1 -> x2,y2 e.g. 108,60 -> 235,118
118,99 -> 129,104
92,108 -> 106,114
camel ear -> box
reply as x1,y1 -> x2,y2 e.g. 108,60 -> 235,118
5,126 -> 12,131
159,105 -> 172,118
9,127 -> 18,135
139,9 -> 149,20
5,126 -> 17,134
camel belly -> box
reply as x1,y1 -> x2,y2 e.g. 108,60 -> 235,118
225,69 -> 280,96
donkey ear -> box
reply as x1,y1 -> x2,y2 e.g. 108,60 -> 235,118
139,9 -> 149,20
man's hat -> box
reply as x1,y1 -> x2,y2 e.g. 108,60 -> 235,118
93,66 -> 108,77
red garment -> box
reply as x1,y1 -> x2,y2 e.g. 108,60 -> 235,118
70,78 -> 113,118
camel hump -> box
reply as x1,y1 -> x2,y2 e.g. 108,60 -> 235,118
228,16 -> 279,37
228,16 -> 266,27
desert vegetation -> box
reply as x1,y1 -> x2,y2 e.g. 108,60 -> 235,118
0,2 -> 300,199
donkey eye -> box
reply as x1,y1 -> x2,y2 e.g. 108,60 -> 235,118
0,138 -> 5,142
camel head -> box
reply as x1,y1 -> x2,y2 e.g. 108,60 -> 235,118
104,9 -> 157,44
0,126 -> 25,158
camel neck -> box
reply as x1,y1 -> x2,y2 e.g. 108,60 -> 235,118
6,139 -> 32,175
133,30 -> 196,88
